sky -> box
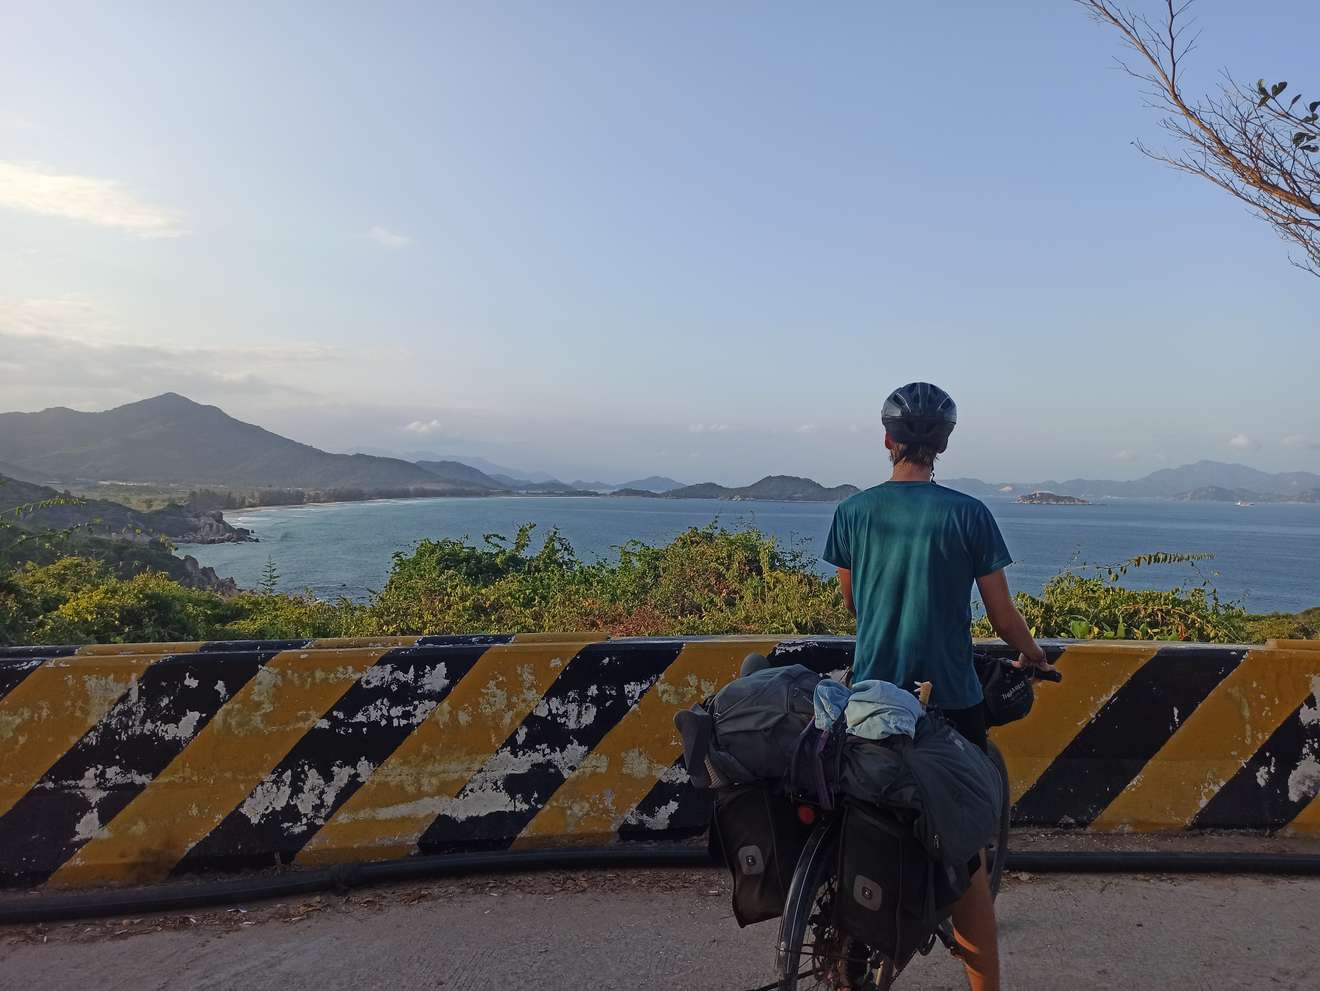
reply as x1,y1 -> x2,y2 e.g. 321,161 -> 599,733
2,0 -> 1318,487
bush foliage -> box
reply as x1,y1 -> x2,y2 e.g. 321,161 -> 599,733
0,521 -> 1312,647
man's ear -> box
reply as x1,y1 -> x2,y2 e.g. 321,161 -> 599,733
883,432 -> 894,452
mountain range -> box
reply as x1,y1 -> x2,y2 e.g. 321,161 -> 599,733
1,394 -> 1317,505
942,461 -> 1320,501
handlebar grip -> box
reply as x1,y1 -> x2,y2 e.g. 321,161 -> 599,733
1033,667 -> 1063,683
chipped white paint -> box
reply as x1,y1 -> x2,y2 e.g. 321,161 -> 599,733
347,694 -> 442,729
73,809 -> 101,842
1299,678 -> 1320,726
240,773 -> 293,824
183,673 -> 199,688
622,681 -> 652,706
1288,758 -> 1320,804
67,764 -> 153,842
214,680 -> 227,699
535,695 -> 598,731
625,798 -> 681,831
238,758 -> 380,834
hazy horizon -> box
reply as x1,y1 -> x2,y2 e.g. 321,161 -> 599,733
4,2 -> 1318,485
4,390 -> 1318,491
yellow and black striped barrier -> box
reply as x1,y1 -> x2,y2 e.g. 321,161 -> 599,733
0,635 -> 1318,889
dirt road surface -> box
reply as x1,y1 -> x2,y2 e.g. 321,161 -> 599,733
3,862 -> 1318,991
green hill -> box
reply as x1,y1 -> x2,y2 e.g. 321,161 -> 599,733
0,394 -> 452,490
415,460 -> 508,491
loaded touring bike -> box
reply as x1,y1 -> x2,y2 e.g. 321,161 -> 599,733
773,737 -> 1012,990
692,652 -> 1059,991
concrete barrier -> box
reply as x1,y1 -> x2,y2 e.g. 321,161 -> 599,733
1,635 -> 1317,888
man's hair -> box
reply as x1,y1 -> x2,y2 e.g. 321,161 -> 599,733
889,441 -> 941,468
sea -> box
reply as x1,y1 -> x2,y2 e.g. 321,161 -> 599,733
188,495 -> 1320,614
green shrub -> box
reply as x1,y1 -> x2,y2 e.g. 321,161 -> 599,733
971,553 -> 1252,642
14,559 -> 239,644
0,524 -> 1315,647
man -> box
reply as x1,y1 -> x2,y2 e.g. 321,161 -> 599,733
822,382 -> 1050,991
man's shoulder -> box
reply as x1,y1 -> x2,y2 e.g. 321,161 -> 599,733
836,484 -> 889,514
931,483 -> 989,509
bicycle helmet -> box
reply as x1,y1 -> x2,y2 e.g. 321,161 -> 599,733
881,382 -> 958,453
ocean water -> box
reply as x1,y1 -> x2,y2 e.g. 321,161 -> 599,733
188,495 -> 1320,614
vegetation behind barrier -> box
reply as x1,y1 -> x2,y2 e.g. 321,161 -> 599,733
1,521 -> 1314,646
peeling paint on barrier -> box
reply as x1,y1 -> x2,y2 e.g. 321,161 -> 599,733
1,636 -> 1319,888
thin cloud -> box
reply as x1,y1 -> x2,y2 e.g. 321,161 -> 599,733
1283,434 -> 1319,450
688,423 -> 730,434
403,418 -> 450,436
0,161 -> 183,238
0,329 -> 325,410
796,424 -> 817,434
368,225 -> 412,249
1228,433 -> 1260,451
1113,448 -> 1137,462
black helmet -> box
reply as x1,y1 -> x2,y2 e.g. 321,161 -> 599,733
881,382 -> 957,453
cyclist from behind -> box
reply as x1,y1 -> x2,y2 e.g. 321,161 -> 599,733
822,382 -> 1051,991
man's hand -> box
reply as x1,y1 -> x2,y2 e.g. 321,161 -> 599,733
1014,644 -> 1055,676
976,569 -> 1055,676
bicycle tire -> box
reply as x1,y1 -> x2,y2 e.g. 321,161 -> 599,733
776,819 -> 838,990
984,741 -> 1010,899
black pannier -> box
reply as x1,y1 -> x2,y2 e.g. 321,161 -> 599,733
832,801 -> 965,969
709,782 -> 813,926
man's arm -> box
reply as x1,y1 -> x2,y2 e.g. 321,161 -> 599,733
975,569 -> 1050,669
836,567 -> 855,616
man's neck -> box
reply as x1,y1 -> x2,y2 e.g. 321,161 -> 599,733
888,463 -> 934,483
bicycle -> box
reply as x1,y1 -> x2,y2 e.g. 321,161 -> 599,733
773,663 -> 1058,990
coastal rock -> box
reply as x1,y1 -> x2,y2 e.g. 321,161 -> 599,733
177,509 -> 254,544
179,554 -> 240,596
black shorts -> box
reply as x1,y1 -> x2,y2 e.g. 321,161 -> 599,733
941,703 -> 988,753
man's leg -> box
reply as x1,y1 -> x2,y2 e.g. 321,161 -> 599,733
950,854 -> 1000,991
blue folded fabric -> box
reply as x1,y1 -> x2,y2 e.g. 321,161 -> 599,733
844,679 -> 923,740
813,678 -> 852,730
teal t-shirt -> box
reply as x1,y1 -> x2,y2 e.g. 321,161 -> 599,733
823,481 -> 1012,709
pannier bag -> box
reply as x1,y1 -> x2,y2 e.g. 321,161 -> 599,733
709,782 -> 813,926
678,663 -> 821,788
837,713 -> 1002,868
833,801 -> 963,970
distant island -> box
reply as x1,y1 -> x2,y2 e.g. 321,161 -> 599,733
644,475 -> 860,503
1016,491 -> 1089,506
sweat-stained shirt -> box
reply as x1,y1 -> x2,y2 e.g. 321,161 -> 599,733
822,481 -> 1012,709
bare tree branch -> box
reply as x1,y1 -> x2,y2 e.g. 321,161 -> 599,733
1080,0 -> 1320,277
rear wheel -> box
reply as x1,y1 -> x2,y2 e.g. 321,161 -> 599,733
984,741 -> 1010,898
776,820 -> 882,990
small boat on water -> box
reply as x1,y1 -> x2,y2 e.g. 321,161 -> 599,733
1236,500 -> 1252,507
